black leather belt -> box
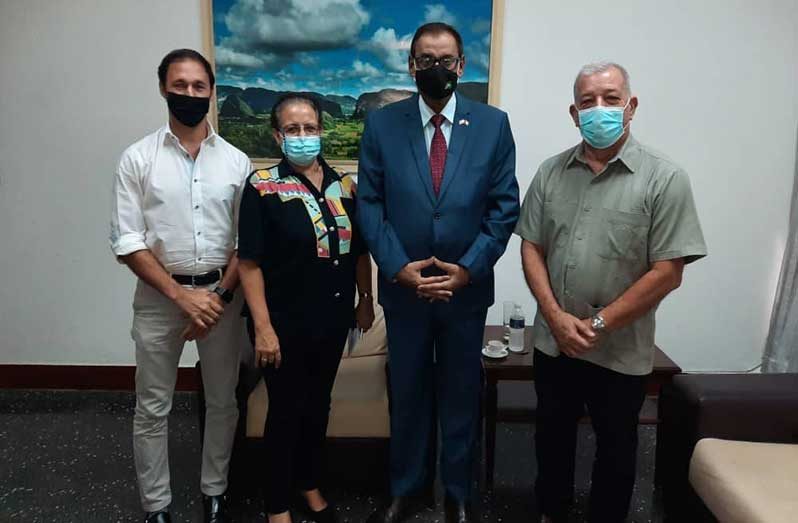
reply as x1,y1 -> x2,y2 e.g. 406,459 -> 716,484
171,266 -> 226,286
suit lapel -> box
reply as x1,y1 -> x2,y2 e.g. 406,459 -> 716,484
405,96 -> 436,203
437,96 -> 473,200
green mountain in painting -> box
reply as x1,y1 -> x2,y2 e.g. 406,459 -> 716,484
217,83 -> 488,160
219,94 -> 255,119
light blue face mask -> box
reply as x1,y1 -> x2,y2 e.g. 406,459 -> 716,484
281,135 -> 321,166
577,99 -> 630,149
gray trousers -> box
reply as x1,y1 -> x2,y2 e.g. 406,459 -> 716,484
131,279 -> 245,513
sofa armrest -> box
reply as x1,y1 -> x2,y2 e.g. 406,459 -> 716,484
656,373 -> 798,522
663,373 -> 798,443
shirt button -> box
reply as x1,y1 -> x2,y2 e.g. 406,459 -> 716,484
319,197 -> 325,203
433,212 -> 441,220
197,232 -> 202,236
194,205 -> 199,210
197,257 -> 202,261
194,179 -> 198,183
333,260 -> 339,266
329,226 -> 335,232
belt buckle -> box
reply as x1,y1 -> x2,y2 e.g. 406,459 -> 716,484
191,268 -> 222,287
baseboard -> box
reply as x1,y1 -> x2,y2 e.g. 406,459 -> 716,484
0,364 -> 200,391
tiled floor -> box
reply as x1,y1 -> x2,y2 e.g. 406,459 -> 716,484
0,390 -> 659,522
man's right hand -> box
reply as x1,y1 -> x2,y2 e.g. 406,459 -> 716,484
395,258 -> 452,301
174,287 -> 224,329
548,309 -> 598,357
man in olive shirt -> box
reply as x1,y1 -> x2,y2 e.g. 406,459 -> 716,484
516,62 -> 707,523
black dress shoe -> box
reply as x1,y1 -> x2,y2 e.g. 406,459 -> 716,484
203,493 -> 228,522
294,494 -> 338,523
444,496 -> 474,523
144,511 -> 171,523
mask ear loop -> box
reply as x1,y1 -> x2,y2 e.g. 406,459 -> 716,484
621,96 -> 633,133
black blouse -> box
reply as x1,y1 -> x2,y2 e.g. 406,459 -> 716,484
237,158 -> 365,336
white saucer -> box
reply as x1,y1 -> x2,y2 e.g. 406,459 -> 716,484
482,347 -> 509,359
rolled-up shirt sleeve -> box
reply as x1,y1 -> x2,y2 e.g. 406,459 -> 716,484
109,154 -> 147,259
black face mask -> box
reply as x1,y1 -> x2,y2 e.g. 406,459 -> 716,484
166,92 -> 210,127
415,64 -> 459,100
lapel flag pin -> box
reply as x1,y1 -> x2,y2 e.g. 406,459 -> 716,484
458,118 -> 470,126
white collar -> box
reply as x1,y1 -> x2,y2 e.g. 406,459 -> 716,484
164,120 -> 217,146
418,92 -> 457,126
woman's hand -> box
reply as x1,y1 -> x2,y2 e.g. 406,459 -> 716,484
255,323 -> 281,368
355,298 -> 375,331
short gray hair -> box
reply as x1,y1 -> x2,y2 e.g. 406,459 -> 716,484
573,61 -> 631,101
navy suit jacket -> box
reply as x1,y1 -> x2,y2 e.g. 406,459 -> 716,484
357,94 -> 519,312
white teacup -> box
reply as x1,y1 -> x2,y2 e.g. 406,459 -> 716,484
486,340 -> 505,355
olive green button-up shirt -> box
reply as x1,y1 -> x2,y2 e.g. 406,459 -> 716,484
515,135 -> 707,375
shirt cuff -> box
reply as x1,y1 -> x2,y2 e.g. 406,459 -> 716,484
649,247 -> 708,264
111,234 -> 147,258
513,227 -> 541,245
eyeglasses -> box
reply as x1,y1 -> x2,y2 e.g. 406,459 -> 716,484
280,124 -> 321,137
412,54 -> 462,71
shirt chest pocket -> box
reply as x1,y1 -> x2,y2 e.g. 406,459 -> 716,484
597,209 -> 650,261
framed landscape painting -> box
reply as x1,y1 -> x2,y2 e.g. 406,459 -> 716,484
203,0 -> 504,167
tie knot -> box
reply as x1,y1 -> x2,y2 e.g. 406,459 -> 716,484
431,114 -> 445,129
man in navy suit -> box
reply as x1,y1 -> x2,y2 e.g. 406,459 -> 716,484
358,22 -> 519,523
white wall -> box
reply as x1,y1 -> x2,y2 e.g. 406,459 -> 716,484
494,0 -> 798,371
0,0 -> 206,366
1,0 -> 796,371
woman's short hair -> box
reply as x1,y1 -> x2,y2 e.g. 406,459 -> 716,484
270,93 -> 322,131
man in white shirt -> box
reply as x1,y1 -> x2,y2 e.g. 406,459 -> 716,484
110,49 -> 251,523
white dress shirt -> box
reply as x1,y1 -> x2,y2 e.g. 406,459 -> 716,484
110,123 -> 251,275
419,92 -> 457,155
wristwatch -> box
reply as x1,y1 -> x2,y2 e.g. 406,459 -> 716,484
590,313 -> 607,333
212,285 -> 234,304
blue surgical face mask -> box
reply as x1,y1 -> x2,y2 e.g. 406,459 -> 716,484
281,135 -> 321,166
577,99 -> 631,149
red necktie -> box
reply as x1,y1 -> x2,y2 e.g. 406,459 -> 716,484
429,114 -> 447,196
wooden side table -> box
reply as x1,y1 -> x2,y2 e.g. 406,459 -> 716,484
481,325 -> 681,490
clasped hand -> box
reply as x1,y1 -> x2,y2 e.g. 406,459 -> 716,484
549,310 -> 602,357
175,288 -> 225,341
396,257 -> 470,303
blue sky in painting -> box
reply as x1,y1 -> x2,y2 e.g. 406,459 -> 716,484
212,0 -> 492,97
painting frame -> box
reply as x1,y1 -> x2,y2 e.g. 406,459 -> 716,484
201,0 -> 505,170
